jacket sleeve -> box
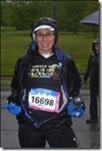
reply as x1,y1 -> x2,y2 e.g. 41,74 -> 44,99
66,56 -> 81,97
7,57 -> 23,105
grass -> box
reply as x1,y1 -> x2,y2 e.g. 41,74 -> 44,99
1,30 -> 96,74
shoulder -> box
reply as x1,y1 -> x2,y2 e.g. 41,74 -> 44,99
64,53 -> 74,65
15,55 -> 27,68
17,54 -> 27,62
65,53 -> 72,60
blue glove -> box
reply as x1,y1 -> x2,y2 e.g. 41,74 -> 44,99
2,103 -> 21,115
67,97 -> 85,118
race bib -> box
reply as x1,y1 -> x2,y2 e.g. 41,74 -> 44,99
28,88 -> 60,113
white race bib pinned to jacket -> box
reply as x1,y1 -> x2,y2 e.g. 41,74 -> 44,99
28,88 -> 60,113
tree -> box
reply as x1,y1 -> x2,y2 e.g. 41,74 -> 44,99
1,0 -> 99,32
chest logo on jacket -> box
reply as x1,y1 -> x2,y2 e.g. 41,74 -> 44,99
29,64 -> 61,80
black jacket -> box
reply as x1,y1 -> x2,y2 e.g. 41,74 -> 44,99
84,52 -> 99,82
7,41 -> 81,127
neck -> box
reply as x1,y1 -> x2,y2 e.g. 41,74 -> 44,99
38,49 -> 53,55
38,49 -> 54,58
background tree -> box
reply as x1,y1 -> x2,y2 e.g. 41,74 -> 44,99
1,0 -> 99,32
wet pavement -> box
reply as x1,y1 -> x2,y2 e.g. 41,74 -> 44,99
1,79 -> 100,149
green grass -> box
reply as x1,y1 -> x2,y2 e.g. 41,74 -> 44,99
1,30 -> 96,74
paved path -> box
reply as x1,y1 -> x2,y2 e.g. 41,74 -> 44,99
1,84 -> 100,149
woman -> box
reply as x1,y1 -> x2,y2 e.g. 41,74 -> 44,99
84,39 -> 99,124
3,17 -> 85,148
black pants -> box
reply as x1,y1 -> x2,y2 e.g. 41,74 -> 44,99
18,124 -> 77,148
90,77 -> 99,120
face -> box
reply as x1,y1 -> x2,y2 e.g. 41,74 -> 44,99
35,29 -> 55,54
95,43 -> 99,51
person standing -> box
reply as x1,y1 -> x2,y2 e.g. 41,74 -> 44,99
3,17 -> 85,148
84,39 -> 99,124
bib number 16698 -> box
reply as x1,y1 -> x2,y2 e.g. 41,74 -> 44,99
31,96 -> 54,106
28,88 -> 60,112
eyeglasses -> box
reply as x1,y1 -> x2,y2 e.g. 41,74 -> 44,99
35,32 -> 55,39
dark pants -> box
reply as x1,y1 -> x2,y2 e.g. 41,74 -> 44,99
90,77 -> 99,120
18,124 -> 77,148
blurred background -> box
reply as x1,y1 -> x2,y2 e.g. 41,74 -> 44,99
1,0 -> 99,75
1,1 -> 100,149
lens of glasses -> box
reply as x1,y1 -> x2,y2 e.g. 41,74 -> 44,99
36,32 -> 54,38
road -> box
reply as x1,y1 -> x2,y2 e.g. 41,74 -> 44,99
1,80 -> 100,149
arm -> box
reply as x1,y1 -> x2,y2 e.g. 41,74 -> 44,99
65,56 -> 85,118
2,57 -> 24,115
66,56 -> 81,97
83,55 -> 93,82
7,58 -> 23,105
